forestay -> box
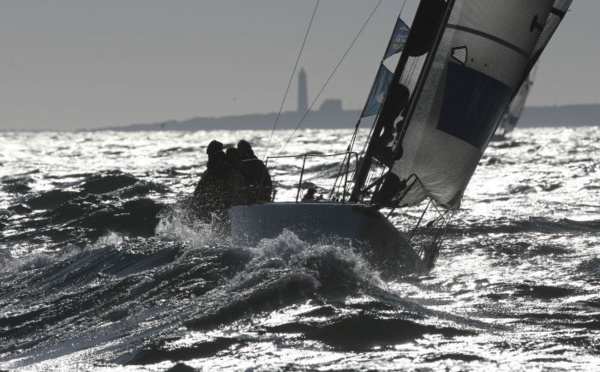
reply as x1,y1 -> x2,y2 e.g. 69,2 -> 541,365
358,0 -> 571,210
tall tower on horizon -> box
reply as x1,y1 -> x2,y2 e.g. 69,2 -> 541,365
298,68 -> 308,113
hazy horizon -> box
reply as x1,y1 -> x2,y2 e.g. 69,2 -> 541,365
1,1 -> 598,131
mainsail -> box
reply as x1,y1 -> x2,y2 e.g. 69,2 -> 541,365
353,0 -> 572,210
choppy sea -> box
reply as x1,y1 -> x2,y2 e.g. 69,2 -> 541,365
0,127 -> 599,371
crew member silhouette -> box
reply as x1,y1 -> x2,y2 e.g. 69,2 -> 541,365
193,140 -> 233,221
237,140 -> 273,203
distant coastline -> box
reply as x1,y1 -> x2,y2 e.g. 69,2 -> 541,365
93,110 -> 369,132
92,103 -> 599,132
517,104 -> 599,128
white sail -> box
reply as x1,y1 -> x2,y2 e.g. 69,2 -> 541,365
358,0 -> 572,210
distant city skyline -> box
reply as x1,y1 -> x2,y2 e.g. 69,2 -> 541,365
0,1 -> 598,131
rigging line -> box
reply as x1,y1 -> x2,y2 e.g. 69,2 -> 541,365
400,0 -> 407,15
278,0 -> 384,156
262,0 -> 320,161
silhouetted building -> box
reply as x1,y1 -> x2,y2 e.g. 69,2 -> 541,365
298,68 -> 308,113
319,99 -> 343,114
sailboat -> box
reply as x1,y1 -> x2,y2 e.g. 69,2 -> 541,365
498,65 -> 538,136
223,0 -> 572,279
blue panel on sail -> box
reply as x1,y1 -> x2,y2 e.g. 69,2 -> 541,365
362,65 -> 393,117
437,63 -> 512,150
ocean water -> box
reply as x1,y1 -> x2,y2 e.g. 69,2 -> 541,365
0,127 -> 599,371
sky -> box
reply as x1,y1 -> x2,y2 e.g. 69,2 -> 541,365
0,0 -> 598,131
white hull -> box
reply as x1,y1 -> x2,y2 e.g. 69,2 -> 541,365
226,202 -> 428,279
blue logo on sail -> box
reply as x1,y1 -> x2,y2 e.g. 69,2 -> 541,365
384,18 -> 410,59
